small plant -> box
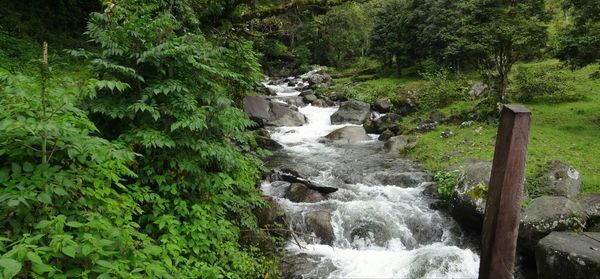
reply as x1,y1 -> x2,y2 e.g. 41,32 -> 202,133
467,183 -> 489,200
434,169 -> 461,199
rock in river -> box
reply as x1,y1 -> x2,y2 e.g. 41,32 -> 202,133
325,126 -> 370,142
330,100 -> 371,125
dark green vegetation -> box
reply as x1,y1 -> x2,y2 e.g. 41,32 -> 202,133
1,0 -> 599,277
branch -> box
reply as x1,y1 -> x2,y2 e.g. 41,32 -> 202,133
232,0 -> 354,23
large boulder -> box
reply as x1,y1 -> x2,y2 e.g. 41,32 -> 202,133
519,196 -> 586,255
536,160 -> 582,198
396,98 -> 418,116
364,113 -> 401,134
536,232 -> 600,279
268,102 -> 307,127
306,73 -> 332,87
330,100 -> 371,124
243,96 -> 306,127
306,211 -> 335,245
373,98 -> 392,113
449,161 -> 492,232
285,183 -> 325,203
383,136 -> 416,154
378,129 -> 394,141
350,221 -> 392,247
254,196 -> 286,232
325,126 -> 370,142
578,193 -> 600,231
303,94 -> 318,104
256,135 -> 283,151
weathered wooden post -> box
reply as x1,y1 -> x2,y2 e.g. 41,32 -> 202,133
479,105 -> 531,279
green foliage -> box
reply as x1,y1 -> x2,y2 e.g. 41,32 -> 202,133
72,1 -> 276,277
415,70 -> 469,111
510,64 -> 580,103
555,0 -> 600,68
434,170 -> 461,199
0,71 -> 169,278
467,183 -> 488,201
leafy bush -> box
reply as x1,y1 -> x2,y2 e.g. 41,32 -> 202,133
510,65 -> 579,103
0,71 -> 169,278
416,70 -> 469,111
433,170 -> 461,199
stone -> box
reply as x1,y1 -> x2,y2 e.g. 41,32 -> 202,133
303,94 -> 318,103
350,221 -> 391,247
578,193 -> 600,231
384,136 -> 416,154
330,100 -> 371,125
430,111 -> 446,123
256,135 -> 283,151
449,161 -> 491,232
325,126 -> 370,142
536,232 -> 600,279
254,196 -> 286,232
268,102 -> 307,127
306,211 -> 335,245
519,196 -> 586,255
280,253 -> 337,279
440,129 -> 454,138
300,89 -> 314,97
468,82 -> 489,99
306,74 -> 332,88
284,96 -> 306,107
397,98 -> 418,116
285,183 -> 325,203
374,98 -> 393,113
378,129 -> 394,141
536,160 -> 582,198
312,99 -> 328,107
459,121 -> 474,128
364,113 -> 401,134
416,120 -> 438,133
243,96 -> 271,124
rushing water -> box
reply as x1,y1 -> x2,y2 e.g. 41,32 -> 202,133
261,75 -> 480,278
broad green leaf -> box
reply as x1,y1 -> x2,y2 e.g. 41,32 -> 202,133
22,162 -> 34,173
31,263 -> 54,274
66,221 -> 84,228
26,252 -> 42,264
0,258 -> 22,278
61,245 -> 77,258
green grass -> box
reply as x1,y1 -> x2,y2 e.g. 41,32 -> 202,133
331,60 -> 600,194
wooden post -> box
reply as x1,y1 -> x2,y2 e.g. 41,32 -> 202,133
479,105 -> 531,279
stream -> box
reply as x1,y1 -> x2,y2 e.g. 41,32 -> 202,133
260,72 -> 480,278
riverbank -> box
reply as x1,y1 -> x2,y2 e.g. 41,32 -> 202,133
321,60 -> 600,195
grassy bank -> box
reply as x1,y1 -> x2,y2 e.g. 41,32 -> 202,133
326,60 -> 600,194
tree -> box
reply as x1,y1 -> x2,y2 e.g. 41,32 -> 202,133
459,0 -> 548,100
555,0 -> 600,68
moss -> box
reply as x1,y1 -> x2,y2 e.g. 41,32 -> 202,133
467,183 -> 489,200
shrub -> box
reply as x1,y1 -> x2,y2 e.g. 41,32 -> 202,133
434,169 -> 461,199
415,70 -> 469,111
510,65 -> 580,103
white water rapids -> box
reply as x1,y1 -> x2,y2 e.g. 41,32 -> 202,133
261,75 -> 480,278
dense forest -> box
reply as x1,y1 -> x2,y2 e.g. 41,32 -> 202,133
0,0 -> 599,278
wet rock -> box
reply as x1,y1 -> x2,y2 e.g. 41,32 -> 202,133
269,102 -> 307,127
536,232 -> 600,279
449,161 -> 491,232
284,96 -> 306,107
519,196 -> 586,256
536,160 -> 582,198
364,113 -> 401,134
306,73 -> 332,87
300,89 -> 314,97
256,135 -> 283,151
325,126 -> 370,142
330,100 -> 371,125
378,129 -> 394,141
350,221 -> 391,247
374,98 -> 392,113
422,182 -> 441,199
328,92 -> 348,102
288,80 -> 298,87
306,211 -> 335,245
579,193 -> 600,231
383,136 -> 416,154
280,253 -> 337,279
270,168 -> 338,195
468,82 -> 489,100
254,196 -> 286,231
243,96 -> 307,127
373,172 -> 431,188
303,94 -> 318,103
261,84 -> 277,96
312,99 -> 328,107
285,183 -> 325,203
243,96 -> 271,125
